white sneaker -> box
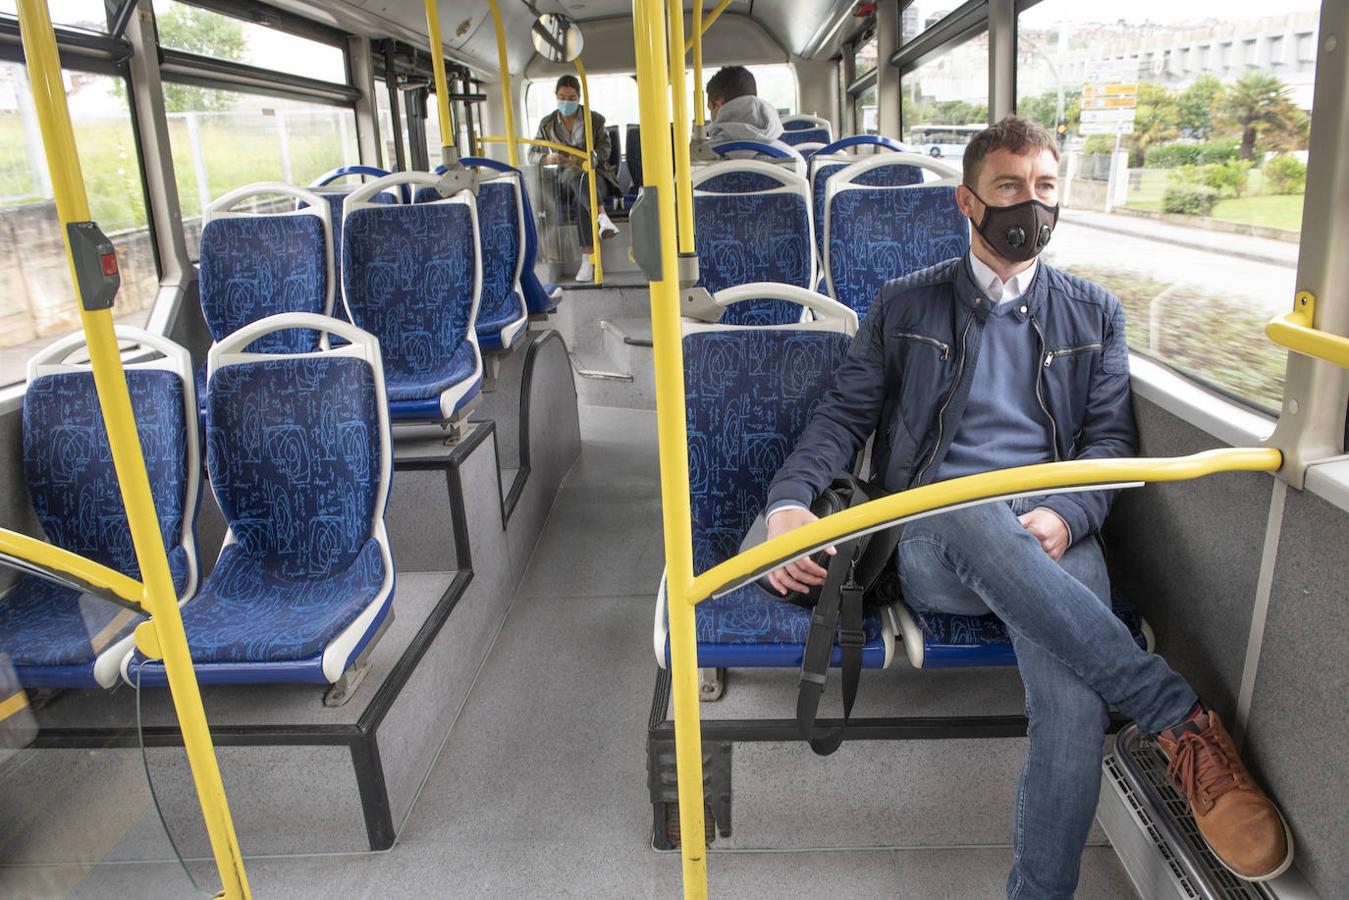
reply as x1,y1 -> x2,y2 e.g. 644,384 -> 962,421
597,212 -> 619,241
575,257 -> 594,282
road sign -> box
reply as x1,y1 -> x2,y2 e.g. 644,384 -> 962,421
1083,83 -> 1138,98
1083,95 -> 1138,110
1080,121 -> 1135,135
1080,108 -> 1137,124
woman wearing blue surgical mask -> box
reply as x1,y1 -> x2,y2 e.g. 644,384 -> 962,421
529,74 -> 621,283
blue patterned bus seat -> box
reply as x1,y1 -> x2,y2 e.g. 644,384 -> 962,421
693,168 -> 814,327
655,328 -> 889,669
825,184 -> 969,320
780,127 -> 832,146
415,176 -> 529,351
126,352 -> 393,686
342,199 -> 483,420
893,584 -> 1152,669
810,159 -> 923,256
2,366 -> 196,689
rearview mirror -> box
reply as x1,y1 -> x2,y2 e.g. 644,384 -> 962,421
531,14 -> 584,63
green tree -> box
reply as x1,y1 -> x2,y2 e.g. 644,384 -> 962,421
156,5 -> 247,113
1220,72 -> 1304,161
1176,74 -> 1223,141
1017,88 -> 1082,134
1126,82 -> 1179,167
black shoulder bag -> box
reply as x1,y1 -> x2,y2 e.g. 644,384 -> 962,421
744,475 -> 900,756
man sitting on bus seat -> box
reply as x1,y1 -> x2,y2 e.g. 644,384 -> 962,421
762,115 -> 1293,896
528,74 -> 621,283
704,65 -> 798,160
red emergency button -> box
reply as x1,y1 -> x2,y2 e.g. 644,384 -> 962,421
100,252 -> 118,276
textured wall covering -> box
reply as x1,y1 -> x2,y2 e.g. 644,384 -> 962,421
1243,487 -> 1349,898
342,202 -> 478,403
826,185 -> 968,320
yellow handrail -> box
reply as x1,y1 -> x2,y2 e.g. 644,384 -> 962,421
477,135 -> 588,161
0,528 -> 144,608
486,0 -> 518,167
692,1 -> 705,128
632,0 -> 708,895
689,0 -> 733,127
1266,291 -> 1349,370
687,449 -> 1283,606
423,0 -> 456,165
574,58 -> 604,284
14,2 -> 250,896
667,1 -> 695,254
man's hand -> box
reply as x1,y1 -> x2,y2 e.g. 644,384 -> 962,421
765,507 -> 835,596
1019,507 -> 1070,561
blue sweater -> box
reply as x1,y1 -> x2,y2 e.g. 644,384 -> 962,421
934,297 -> 1053,481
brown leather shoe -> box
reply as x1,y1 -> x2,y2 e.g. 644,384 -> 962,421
1157,710 -> 1294,882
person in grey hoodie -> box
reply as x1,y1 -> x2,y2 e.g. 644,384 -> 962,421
703,66 -> 800,162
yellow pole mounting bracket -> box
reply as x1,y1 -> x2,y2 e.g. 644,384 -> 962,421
1267,290 -> 1349,371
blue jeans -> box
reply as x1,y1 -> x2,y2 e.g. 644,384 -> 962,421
897,496 -> 1197,900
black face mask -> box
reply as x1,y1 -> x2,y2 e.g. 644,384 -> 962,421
968,190 -> 1059,263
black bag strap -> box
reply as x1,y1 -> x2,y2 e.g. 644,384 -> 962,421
795,487 -> 871,756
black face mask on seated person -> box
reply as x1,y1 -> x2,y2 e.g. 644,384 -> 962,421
968,189 -> 1060,264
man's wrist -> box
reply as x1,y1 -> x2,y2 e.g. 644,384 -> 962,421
765,501 -> 808,526
1034,506 -> 1073,546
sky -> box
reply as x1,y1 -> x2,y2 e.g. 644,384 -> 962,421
1013,0 -> 1320,27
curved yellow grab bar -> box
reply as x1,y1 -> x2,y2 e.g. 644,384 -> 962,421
685,448 -> 1283,605
1266,291 -> 1349,370
0,528 -> 144,610
477,135 -> 590,163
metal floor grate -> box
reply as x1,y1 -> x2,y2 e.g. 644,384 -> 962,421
1109,725 -> 1272,900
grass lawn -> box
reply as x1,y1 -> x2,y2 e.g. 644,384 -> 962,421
1209,193 -> 1304,232
1122,166 -> 1302,232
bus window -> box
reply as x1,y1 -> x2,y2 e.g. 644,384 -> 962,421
0,63 -> 155,387
1017,0 -> 1322,413
854,85 -> 878,135
167,89 -> 359,259
901,28 -> 989,144
151,0 -> 347,86
0,0 -> 108,31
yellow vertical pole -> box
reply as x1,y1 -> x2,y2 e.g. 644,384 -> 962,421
575,58 -> 604,285
423,0 -> 457,165
14,2 -> 250,897
632,0 -> 707,895
486,0 -> 518,167
667,1 -> 695,255
692,0 -> 705,127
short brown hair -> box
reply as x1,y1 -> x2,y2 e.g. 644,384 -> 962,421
962,115 -> 1059,187
707,66 -> 756,106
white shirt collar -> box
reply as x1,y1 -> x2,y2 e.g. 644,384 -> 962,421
968,251 -> 1038,305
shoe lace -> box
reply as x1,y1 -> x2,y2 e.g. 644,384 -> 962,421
1166,726 -> 1245,812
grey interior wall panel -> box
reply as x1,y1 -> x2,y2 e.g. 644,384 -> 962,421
1242,488 -> 1349,899
0,408 -> 37,593
1104,396 -> 1271,720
